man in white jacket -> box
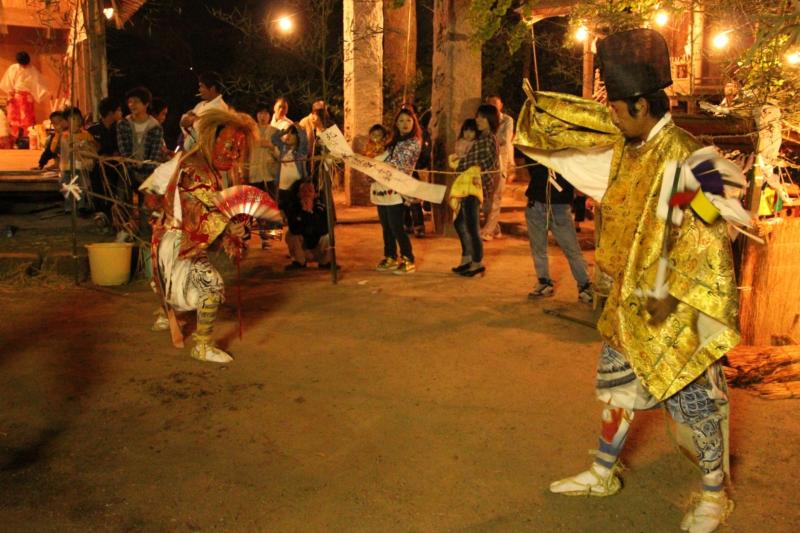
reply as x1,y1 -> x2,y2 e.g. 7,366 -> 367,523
481,95 -> 514,240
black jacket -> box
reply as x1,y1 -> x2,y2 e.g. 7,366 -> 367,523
284,181 -> 329,249
88,121 -> 119,156
525,164 -> 574,205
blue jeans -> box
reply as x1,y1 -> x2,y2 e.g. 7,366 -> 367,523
454,196 -> 482,263
525,201 -> 589,288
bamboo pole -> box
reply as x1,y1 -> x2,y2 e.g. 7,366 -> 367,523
320,1 -> 336,285
69,1 -> 81,286
581,37 -> 593,98
323,161 -> 338,284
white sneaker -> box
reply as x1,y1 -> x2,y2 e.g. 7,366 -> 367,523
549,463 -> 622,497
680,491 -> 734,533
151,315 -> 170,331
528,279 -> 555,299
578,282 -> 594,305
190,343 -> 233,363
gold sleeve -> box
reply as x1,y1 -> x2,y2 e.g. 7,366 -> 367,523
514,91 -> 619,151
667,210 -> 739,328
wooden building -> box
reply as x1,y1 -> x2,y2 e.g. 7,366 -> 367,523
0,0 -> 146,124
525,0 -> 729,107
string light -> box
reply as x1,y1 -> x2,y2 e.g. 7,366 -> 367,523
103,7 -> 114,20
277,16 -> 294,33
654,10 -> 669,27
787,51 -> 800,65
712,31 -> 732,50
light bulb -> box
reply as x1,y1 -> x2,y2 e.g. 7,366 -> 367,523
277,16 -> 293,33
713,32 -> 731,50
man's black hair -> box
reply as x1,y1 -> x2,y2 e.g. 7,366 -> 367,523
62,106 -> 84,121
476,103 -> 500,133
255,102 -> 271,113
369,123 -> 387,135
198,72 -> 223,93
98,97 -> 120,118
125,86 -> 152,106
622,90 -> 670,119
15,51 -> 31,65
150,97 -> 168,116
49,110 -> 64,120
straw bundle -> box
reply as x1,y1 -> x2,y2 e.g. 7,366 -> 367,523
739,218 -> 800,345
726,345 -> 800,399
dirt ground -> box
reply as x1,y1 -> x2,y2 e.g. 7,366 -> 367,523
0,209 -> 798,532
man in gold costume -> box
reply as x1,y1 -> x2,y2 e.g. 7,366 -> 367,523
515,29 -> 740,533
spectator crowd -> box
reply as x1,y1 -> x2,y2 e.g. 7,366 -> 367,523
30,68 -> 594,305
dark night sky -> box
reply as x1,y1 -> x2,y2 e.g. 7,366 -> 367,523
107,1 -> 577,145
108,0 -> 275,144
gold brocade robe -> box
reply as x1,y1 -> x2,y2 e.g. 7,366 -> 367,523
515,92 -> 740,401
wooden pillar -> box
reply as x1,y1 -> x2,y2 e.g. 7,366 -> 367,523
383,0 -> 417,105
85,0 -> 109,120
429,0 -> 481,234
343,0 -> 384,206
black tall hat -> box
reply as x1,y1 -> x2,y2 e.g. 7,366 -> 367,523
596,28 -> 672,101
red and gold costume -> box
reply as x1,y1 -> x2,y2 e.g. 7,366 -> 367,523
0,62 -> 47,139
144,109 -> 255,363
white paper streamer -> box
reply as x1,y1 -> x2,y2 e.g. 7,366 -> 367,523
60,175 -> 83,201
318,126 -> 446,204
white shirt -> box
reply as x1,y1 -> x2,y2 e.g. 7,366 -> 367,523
279,150 -> 301,190
496,112 -> 515,163
0,63 -> 47,101
133,120 -> 149,135
191,94 -> 228,116
182,95 -> 230,150
271,116 -> 293,130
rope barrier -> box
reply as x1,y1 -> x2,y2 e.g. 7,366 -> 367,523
65,123 -> 787,230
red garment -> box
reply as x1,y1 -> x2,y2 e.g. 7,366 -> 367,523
362,139 -> 386,158
7,91 -> 35,137
155,154 -> 244,260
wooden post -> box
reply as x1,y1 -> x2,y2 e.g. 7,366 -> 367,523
581,39 -> 593,99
